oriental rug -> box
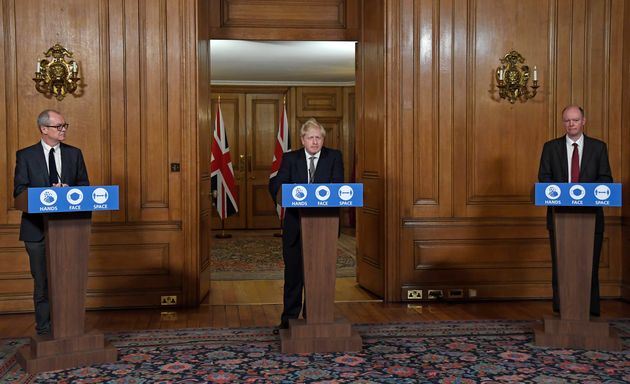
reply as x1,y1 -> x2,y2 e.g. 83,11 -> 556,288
1,319 -> 629,383
211,232 -> 356,280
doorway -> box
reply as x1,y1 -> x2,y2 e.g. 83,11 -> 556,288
208,40 -> 357,231
206,40 -> 371,305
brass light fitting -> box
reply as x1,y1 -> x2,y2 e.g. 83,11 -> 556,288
495,50 -> 539,104
33,43 -> 81,101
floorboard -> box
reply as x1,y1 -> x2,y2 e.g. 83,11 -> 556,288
2,275 -> 629,338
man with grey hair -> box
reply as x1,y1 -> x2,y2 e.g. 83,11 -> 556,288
538,104 -> 612,317
269,117 -> 344,334
14,109 -> 89,335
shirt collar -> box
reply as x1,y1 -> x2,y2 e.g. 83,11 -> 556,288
566,134 -> 584,146
41,139 -> 60,152
304,149 -> 321,159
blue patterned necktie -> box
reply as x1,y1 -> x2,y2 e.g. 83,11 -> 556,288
308,156 -> 315,183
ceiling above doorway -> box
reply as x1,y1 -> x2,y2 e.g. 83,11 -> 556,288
210,40 -> 356,86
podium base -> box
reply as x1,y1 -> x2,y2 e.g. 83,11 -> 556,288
16,332 -> 118,374
534,317 -> 622,351
280,318 -> 362,353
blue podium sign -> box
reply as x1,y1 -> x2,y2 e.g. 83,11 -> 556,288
534,183 -> 621,207
281,183 -> 363,208
26,185 -> 120,213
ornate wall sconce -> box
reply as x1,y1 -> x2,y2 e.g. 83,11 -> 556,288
33,43 -> 81,101
495,50 -> 539,103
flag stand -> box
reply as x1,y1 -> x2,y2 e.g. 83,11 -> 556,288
215,219 -> 232,239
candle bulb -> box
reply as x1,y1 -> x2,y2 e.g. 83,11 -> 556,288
36,61 -> 41,73
498,67 -> 503,81
533,66 -> 538,81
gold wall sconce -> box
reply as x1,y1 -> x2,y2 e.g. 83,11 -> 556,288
495,50 -> 539,103
33,43 -> 81,101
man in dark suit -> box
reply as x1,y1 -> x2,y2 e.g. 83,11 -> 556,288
269,118 -> 344,333
538,104 -> 612,316
13,109 -> 90,335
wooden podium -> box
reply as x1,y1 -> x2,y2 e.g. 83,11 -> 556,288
15,191 -> 117,373
280,208 -> 362,353
534,206 -> 621,350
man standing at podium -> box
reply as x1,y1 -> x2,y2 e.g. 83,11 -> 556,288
538,104 -> 612,316
13,109 -> 90,335
269,118 -> 344,334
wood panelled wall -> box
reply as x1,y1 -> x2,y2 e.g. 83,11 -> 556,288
0,0 -> 203,312
357,0 -> 630,302
2,0 -> 628,313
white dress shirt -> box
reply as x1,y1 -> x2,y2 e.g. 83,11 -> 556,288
41,140 -> 62,182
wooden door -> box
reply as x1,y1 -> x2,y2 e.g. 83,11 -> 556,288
355,0 -> 386,298
246,93 -> 285,228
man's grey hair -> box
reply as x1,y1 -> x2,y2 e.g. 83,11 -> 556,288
561,104 -> 585,118
37,109 -> 61,128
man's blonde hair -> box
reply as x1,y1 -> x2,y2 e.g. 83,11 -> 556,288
300,118 -> 326,138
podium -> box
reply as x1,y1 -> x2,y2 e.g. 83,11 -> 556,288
533,183 -> 622,350
15,186 -> 119,373
280,184 -> 363,353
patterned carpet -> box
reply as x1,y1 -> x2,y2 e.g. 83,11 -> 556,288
2,320 -> 629,382
211,232 -> 356,280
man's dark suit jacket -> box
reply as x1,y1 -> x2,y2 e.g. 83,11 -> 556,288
269,146 -> 344,244
14,142 -> 90,241
538,134 -> 613,232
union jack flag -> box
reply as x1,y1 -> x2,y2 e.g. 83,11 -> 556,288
269,102 -> 290,220
210,101 -> 238,219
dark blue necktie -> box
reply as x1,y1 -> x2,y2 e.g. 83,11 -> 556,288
49,148 -> 58,185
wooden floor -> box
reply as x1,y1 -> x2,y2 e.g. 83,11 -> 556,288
2,276 -> 630,338
209,277 -> 379,305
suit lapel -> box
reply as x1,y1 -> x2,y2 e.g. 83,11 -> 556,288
313,147 -> 329,183
296,150 -> 309,183
31,143 -> 50,184
558,136 -> 568,182
580,135 -> 594,179
60,143 -> 71,184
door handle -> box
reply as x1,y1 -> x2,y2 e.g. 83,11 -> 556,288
247,155 -> 255,180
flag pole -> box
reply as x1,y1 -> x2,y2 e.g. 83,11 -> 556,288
273,95 -> 287,238
215,218 -> 232,239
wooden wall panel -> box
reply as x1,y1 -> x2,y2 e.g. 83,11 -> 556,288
210,0 -> 360,40
460,0 -> 548,212
221,0 -> 346,28
296,87 -> 342,117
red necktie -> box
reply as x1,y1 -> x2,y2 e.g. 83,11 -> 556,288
570,143 -> 579,183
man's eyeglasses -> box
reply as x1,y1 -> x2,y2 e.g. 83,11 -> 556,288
44,123 -> 69,131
